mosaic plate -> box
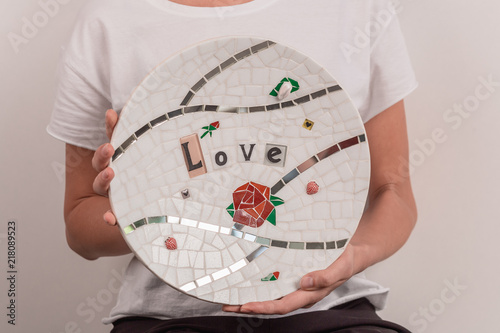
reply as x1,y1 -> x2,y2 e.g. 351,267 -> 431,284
109,37 -> 370,305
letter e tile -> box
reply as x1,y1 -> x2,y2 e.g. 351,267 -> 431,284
264,143 -> 287,167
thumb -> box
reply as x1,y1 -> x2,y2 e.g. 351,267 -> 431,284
300,275 -> 316,290
300,267 -> 343,291
105,109 -> 119,140
301,245 -> 356,291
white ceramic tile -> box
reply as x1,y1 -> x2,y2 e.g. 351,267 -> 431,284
226,271 -> 245,287
238,287 -> 257,305
229,288 -> 239,305
177,251 -> 190,268
205,252 -> 223,269
201,243 -> 217,252
176,268 -> 194,286
130,194 -> 147,211
212,289 -> 230,304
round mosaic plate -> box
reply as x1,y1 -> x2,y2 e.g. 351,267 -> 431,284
109,37 -> 370,305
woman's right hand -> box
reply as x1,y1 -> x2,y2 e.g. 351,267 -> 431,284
91,109 -> 119,226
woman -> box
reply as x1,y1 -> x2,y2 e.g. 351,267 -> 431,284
48,0 -> 418,331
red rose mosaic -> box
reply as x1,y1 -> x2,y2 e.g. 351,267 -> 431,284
201,121 -> 220,139
226,182 -> 284,228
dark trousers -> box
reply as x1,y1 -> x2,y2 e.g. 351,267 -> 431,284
111,298 -> 411,333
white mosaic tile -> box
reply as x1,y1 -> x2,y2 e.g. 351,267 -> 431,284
109,37 -> 370,305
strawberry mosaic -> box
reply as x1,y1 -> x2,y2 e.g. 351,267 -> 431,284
306,181 -> 319,195
165,237 -> 177,250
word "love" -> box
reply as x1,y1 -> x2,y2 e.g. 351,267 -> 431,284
180,134 -> 287,178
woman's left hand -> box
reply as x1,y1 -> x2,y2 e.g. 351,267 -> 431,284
222,244 -> 356,315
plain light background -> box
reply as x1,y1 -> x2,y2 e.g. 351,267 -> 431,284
1,0 -> 498,332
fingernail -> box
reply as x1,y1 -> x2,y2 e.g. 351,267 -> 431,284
104,216 -> 112,226
106,144 -> 113,155
103,170 -> 109,179
240,308 -> 251,314
301,276 -> 314,289
104,211 -> 116,226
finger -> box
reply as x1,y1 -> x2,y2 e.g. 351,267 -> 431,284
105,109 -> 119,140
239,289 -> 320,315
92,143 -> 114,172
221,305 -> 241,313
92,167 -> 114,196
104,210 -> 117,226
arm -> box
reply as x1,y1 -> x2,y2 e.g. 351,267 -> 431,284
347,99 -> 417,271
64,110 -> 131,260
223,100 -> 417,314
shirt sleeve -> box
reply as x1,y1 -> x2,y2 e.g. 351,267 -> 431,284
46,3 -> 113,151
360,7 -> 418,122
46,55 -> 111,151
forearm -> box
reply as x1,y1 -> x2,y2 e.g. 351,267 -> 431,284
350,182 -> 417,275
64,143 -> 131,260
65,195 -> 131,260
346,100 -> 418,274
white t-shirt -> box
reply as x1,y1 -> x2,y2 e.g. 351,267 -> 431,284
47,0 -> 417,324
